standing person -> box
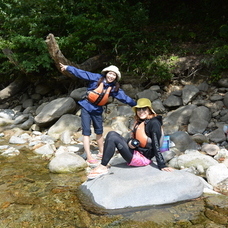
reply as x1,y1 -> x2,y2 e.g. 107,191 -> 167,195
60,63 -> 136,165
87,98 -> 174,179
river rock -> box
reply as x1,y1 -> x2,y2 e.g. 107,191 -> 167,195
70,87 -> 87,101
182,85 -> 199,105
170,131 -> 198,152
79,157 -> 204,210
1,147 -> 20,156
215,177 -> 228,195
207,127 -> 226,143
206,163 -> 228,186
192,133 -> 209,144
152,99 -> 166,114
34,97 -> 77,127
33,143 -> 55,155
224,92 -> 228,108
163,94 -> 183,108
9,135 -> 27,144
201,143 -> 220,156
48,152 -> 87,173
47,114 -> 81,140
169,150 -> 219,173
163,104 -> 196,126
136,88 -> 159,101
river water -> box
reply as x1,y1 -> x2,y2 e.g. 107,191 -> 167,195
0,139 -> 228,228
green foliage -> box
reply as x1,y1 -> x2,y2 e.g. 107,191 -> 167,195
0,0 -> 227,84
219,25 -> 228,39
0,0 -> 150,81
203,45 -> 228,81
0,35 -> 52,78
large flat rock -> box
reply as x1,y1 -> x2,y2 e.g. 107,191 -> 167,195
79,156 -> 204,211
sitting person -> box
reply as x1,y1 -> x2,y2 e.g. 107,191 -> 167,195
87,98 -> 174,179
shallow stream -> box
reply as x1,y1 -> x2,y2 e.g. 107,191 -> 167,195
0,138 -> 228,228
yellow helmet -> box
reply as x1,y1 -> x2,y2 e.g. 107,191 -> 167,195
132,98 -> 156,114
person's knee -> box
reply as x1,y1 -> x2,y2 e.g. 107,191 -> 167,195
106,131 -> 119,139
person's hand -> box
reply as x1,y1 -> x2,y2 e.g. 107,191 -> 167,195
128,140 -> 136,149
161,167 -> 174,172
60,63 -> 67,72
128,141 -> 134,149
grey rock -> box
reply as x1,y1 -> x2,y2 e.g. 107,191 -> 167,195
218,78 -> 228,88
170,150 -> 218,172
152,99 -> 166,114
163,94 -> 183,107
48,114 -> 81,140
163,105 -> 196,126
34,97 -> 77,127
22,99 -> 33,109
224,92 -> 228,108
198,82 -> 209,92
49,152 -> 87,173
79,161 -> 204,210
170,131 -> 198,152
70,87 -> 87,101
208,128 -> 226,143
188,119 -> 209,134
14,114 -> 29,125
182,85 -> 200,105
136,89 -> 159,101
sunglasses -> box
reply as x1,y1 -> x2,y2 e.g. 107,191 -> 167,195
136,107 -> 148,112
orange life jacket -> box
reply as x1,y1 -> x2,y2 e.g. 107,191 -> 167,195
132,120 -> 164,148
86,82 -> 112,106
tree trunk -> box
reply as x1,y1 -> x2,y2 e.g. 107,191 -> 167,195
45,33 -> 112,78
0,77 -> 29,103
0,49 -> 29,103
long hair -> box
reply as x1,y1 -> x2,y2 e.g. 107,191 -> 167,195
134,108 -> 156,122
97,76 -> 120,92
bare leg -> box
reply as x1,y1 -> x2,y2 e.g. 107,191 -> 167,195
96,134 -> 104,156
83,135 -> 94,161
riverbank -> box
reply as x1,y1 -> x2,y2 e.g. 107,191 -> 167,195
0,138 -> 228,227
0,76 -> 228,226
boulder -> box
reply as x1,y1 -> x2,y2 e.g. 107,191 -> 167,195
78,157 -> 204,211
34,97 -> 77,127
49,152 -> 87,173
48,114 -> 81,140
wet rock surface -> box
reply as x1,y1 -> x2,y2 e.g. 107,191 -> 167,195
0,139 -> 228,228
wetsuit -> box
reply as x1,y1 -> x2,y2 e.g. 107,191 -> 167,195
101,116 -> 167,170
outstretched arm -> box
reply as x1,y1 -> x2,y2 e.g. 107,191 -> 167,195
60,63 -> 68,72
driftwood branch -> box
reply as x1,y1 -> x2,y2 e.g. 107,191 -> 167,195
45,33 -> 112,78
45,33 -> 78,79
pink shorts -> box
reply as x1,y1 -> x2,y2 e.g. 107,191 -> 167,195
128,150 -> 151,166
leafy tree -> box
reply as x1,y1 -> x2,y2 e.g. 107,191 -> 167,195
0,0 -> 227,85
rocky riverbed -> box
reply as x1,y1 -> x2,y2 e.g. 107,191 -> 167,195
0,77 -> 228,227
0,137 -> 228,228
